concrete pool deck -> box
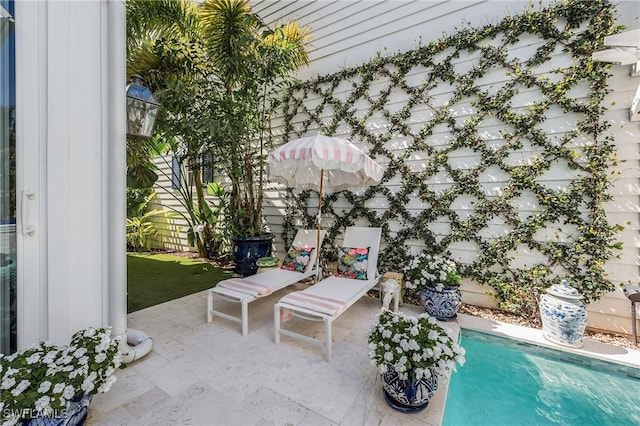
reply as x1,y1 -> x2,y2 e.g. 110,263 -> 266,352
87,285 -> 639,425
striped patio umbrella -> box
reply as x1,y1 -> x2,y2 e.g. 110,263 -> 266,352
268,134 -> 383,272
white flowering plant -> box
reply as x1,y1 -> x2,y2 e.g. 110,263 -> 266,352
368,309 -> 465,381
403,253 -> 461,292
0,326 -> 121,425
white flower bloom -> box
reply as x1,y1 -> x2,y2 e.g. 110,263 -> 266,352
3,415 -> 19,426
53,383 -> 65,394
98,375 -> 117,393
95,353 -> 106,363
26,353 -> 41,364
43,351 -> 58,364
96,342 -> 109,353
83,328 -> 96,337
74,347 -> 87,358
1,377 -> 15,390
10,380 -> 30,397
38,381 -> 52,393
34,395 -> 51,412
384,351 -> 394,361
63,385 -> 75,400
81,380 -> 95,393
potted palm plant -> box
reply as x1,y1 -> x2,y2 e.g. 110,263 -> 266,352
125,0 -> 310,273
368,308 -> 465,413
403,253 -> 463,320
197,0 -> 310,275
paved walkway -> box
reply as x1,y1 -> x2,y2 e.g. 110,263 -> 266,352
87,284 -> 451,425
87,283 -> 639,425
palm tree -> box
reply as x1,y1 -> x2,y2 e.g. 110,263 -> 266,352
125,0 -> 310,260
198,0 -> 310,237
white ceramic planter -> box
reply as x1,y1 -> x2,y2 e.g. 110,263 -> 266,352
540,280 -> 587,348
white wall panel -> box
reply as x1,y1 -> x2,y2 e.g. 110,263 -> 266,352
16,0 -> 115,346
248,0 -> 640,334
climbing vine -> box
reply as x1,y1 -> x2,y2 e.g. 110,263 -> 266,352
278,0 -> 624,315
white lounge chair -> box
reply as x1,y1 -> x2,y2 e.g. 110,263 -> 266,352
207,229 -> 326,335
274,226 -> 382,361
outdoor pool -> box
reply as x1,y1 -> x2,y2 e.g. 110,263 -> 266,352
442,330 -> 640,425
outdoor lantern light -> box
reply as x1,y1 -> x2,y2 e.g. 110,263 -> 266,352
125,74 -> 160,139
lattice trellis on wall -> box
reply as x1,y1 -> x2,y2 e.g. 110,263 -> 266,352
278,0 -> 623,313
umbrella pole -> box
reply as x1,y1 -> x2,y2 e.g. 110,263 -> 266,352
316,169 -> 324,280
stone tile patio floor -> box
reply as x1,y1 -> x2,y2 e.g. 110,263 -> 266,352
86,282 -> 639,425
86,282 -> 450,425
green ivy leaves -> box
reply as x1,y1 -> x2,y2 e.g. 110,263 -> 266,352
279,0 -> 623,313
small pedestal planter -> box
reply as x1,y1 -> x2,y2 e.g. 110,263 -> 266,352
419,286 -> 462,321
540,280 -> 587,348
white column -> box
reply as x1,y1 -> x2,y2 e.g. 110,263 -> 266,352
107,0 -> 127,344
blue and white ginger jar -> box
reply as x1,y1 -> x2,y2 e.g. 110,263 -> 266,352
419,286 -> 462,321
540,279 -> 587,348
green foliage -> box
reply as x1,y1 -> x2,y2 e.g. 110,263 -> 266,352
127,253 -> 233,312
280,0 -> 624,312
367,309 -> 465,380
127,0 -> 310,246
403,253 -> 461,292
126,192 -> 169,252
1,327 -> 121,422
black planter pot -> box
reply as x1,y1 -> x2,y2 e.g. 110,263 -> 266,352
232,234 -> 275,276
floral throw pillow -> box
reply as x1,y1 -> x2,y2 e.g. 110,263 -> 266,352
280,246 -> 315,273
334,246 -> 369,280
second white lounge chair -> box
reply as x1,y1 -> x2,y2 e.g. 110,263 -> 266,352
274,226 -> 382,361
207,229 -> 326,335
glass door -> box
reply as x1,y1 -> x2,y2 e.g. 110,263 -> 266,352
0,0 -> 15,354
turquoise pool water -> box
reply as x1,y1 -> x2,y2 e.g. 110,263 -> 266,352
442,330 -> 640,426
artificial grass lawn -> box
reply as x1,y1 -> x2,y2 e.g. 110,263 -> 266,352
127,252 -> 233,313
